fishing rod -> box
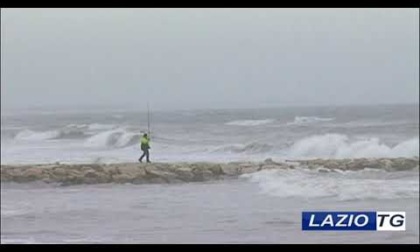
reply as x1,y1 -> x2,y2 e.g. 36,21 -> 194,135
147,102 -> 150,137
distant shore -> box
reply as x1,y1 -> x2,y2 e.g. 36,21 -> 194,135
1,157 -> 418,186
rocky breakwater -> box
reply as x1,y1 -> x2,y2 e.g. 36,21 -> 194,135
1,158 -> 418,186
290,157 -> 419,171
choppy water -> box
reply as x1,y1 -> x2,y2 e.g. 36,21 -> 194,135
1,169 -> 419,244
1,104 -> 419,164
1,104 -> 419,243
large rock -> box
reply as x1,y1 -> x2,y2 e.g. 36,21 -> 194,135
372,159 -> 390,170
346,161 -> 363,170
260,164 -> 283,170
112,174 -> 134,183
62,176 -> 83,185
238,163 -> 261,174
203,163 -> 223,175
156,163 -> 177,173
173,167 -> 194,181
117,164 -> 146,178
191,168 -> 214,182
22,167 -> 45,181
324,161 -> 340,169
81,169 -> 110,184
392,158 -> 419,171
220,163 -> 240,176
0,171 -> 10,181
144,166 -> 179,183
103,165 -> 119,175
53,167 -> 68,177
1,168 -> 22,181
311,159 -> 325,166
84,164 -> 105,172
264,158 -> 284,166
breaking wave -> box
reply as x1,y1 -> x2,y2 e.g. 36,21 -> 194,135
11,123 -> 122,143
225,119 -> 274,126
64,123 -> 116,131
208,134 -> 418,158
84,129 -> 140,148
287,134 -> 419,159
14,130 -> 60,141
213,142 -> 274,154
241,168 -> 419,200
87,123 -> 116,131
13,128 -> 87,141
287,116 -> 334,125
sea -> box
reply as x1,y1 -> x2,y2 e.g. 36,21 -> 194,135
1,103 -> 419,243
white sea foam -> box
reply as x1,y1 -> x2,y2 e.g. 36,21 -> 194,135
287,116 -> 334,125
225,119 -> 274,126
241,168 -> 419,200
212,142 -> 273,154
287,134 -> 419,158
87,123 -> 116,131
14,130 -> 60,141
84,128 -> 139,148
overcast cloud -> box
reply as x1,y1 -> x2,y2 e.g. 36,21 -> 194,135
1,8 -> 419,111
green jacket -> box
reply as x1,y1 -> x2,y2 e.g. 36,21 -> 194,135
140,136 -> 150,150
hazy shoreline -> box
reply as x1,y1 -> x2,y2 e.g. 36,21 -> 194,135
1,157 -> 418,186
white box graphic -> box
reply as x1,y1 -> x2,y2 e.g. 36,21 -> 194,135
376,212 -> 406,231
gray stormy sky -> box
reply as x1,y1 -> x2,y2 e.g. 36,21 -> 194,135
1,8 -> 419,111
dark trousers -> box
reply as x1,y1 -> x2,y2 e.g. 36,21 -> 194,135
139,148 -> 150,162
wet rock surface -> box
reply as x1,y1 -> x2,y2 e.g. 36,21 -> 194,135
1,158 -> 418,186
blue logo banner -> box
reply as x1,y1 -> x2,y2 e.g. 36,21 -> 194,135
302,211 -> 377,231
